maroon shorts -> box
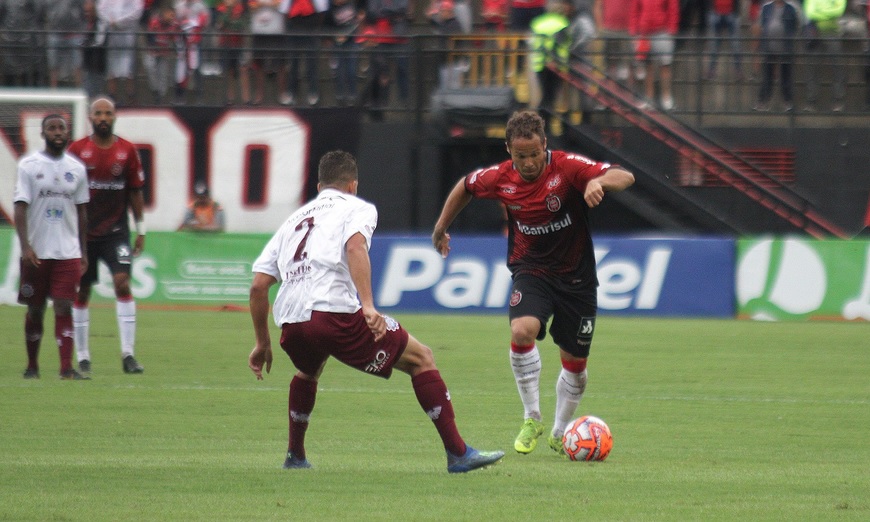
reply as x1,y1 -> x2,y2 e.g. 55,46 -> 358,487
18,258 -> 81,305
280,310 -> 409,379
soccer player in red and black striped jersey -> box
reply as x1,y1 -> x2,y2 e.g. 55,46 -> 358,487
432,110 -> 634,456
67,97 -> 146,376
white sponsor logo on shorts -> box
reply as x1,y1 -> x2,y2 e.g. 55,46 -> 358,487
365,350 -> 391,374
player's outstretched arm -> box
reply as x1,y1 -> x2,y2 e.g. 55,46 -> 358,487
432,178 -> 473,258
585,167 -> 634,208
249,271 -> 277,379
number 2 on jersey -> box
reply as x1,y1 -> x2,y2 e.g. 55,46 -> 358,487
293,217 -> 314,262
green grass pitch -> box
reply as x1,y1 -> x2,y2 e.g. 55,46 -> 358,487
1,305 -> 868,521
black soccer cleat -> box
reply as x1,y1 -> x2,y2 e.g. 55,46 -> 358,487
122,355 -> 144,374
23,367 -> 40,379
60,368 -> 90,380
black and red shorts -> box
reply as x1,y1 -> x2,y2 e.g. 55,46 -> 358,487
81,236 -> 132,285
508,273 -> 597,358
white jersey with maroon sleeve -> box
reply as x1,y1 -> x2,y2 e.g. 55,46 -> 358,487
13,151 -> 89,260
252,188 -> 378,326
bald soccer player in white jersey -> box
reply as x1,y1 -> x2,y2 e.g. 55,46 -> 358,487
248,150 -> 505,473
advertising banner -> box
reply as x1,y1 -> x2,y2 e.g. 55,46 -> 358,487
0,230 -> 265,306
737,237 -> 870,321
0,230 -> 734,317
371,235 -> 735,316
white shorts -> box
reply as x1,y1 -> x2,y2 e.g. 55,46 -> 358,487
106,31 -> 136,79
646,32 -> 675,66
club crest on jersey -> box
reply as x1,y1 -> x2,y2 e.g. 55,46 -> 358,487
510,290 -> 522,307
64,172 -> 74,183
80,149 -> 93,159
501,185 -> 517,194
546,193 -> 561,212
111,163 -> 123,177
383,315 -> 400,331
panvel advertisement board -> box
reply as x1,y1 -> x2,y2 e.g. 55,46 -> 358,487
0,230 -> 734,317
737,237 -> 870,321
369,235 -> 735,316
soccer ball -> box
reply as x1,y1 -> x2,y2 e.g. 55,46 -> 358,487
562,415 -> 613,462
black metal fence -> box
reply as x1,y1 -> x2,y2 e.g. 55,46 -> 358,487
2,29 -> 868,126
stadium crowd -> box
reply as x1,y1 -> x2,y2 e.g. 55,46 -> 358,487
0,0 -> 868,113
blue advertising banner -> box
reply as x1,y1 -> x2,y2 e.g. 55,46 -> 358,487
370,235 -> 735,317
0,230 -> 733,316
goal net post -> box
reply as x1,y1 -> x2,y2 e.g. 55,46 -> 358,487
0,88 -> 90,225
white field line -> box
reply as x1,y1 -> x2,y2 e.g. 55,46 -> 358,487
3,382 -> 867,405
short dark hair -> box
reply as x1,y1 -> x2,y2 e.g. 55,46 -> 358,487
41,114 -> 67,130
505,110 -> 546,146
318,150 -> 358,187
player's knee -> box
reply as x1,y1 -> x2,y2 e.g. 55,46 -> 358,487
400,336 -> 437,373
113,275 -> 132,298
53,300 -> 72,316
413,342 -> 436,369
26,304 -> 46,320
510,321 -> 539,346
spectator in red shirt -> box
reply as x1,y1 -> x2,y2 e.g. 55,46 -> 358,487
145,7 -> 181,105
629,0 -> 680,110
597,0 -> 636,84
481,0 -> 509,31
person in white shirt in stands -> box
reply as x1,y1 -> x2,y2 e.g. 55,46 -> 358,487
247,150 -> 504,473
97,0 -> 143,104
13,115 -> 90,380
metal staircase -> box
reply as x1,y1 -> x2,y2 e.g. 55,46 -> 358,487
550,59 -> 850,239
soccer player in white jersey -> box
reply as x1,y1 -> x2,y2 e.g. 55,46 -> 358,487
248,150 -> 504,473
13,115 -> 90,380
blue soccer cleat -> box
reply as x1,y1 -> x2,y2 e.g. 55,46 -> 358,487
446,446 -> 505,473
282,452 -> 312,469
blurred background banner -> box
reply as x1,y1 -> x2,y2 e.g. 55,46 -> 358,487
3,230 -> 869,321
737,237 -> 870,321
0,230 -> 734,316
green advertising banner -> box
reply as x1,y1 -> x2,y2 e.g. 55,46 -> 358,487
0,228 -> 270,306
737,237 -> 870,321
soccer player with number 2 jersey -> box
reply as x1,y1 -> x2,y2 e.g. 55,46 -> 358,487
248,150 -> 504,473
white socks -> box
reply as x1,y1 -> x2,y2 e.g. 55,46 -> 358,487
73,306 -> 90,362
116,299 -> 136,358
510,346 -> 542,421
552,368 -> 588,439
74,300 -> 137,360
